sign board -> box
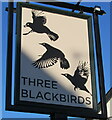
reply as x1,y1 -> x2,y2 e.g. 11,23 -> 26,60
15,3 -> 97,116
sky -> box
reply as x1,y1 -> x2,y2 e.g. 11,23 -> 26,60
1,1 -> 111,119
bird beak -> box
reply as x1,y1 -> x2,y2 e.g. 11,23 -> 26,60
24,24 -> 27,27
39,43 -> 43,45
61,73 -> 66,76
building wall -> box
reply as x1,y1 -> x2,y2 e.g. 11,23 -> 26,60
107,97 -> 112,118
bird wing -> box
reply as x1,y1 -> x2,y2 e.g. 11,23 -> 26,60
73,70 -> 87,85
32,11 -> 40,24
32,11 -> 36,23
32,51 -> 58,68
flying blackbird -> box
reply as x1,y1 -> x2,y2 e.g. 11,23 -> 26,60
32,43 -> 70,69
23,10 -> 59,41
61,65 -> 92,96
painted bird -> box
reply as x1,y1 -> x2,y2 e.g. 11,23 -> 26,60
23,10 -> 59,41
32,43 -> 70,69
61,62 -> 92,96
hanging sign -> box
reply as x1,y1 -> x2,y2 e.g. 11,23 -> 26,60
15,2 -> 97,116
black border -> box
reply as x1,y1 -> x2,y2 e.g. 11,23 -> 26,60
14,2 -> 98,117
8,2 -> 100,118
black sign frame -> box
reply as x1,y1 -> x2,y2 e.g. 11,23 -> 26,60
14,2 -> 97,117
5,2 -> 107,119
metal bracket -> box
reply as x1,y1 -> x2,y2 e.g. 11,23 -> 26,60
38,2 -> 106,15
72,0 -> 83,12
5,7 -> 16,13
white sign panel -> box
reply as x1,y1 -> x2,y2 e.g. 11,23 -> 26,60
15,3 -> 96,111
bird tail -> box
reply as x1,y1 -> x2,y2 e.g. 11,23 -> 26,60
85,88 -> 92,96
60,57 -> 70,69
47,31 -> 59,41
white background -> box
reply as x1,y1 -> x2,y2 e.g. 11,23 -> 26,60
20,7 -> 93,108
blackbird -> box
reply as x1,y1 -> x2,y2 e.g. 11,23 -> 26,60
61,66 -> 92,96
32,43 -> 70,69
23,10 -> 59,41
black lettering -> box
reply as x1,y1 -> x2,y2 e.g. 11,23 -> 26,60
29,90 -> 35,98
67,95 -> 70,103
78,96 -> 84,104
60,94 -> 66,102
21,76 -> 28,85
52,93 -> 59,101
36,91 -> 44,99
45,80 -> 50,88
44,92 -> 51,100
85,97 -> 91,105
71,95 -> 77,103
37,79 -> 44,87
28,78 -> 36,86
21,89 -> 28,97
52,81 -> 58,89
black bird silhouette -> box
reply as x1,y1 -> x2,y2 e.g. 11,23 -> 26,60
23,10 -> 59,41
32,43 -> 70,69
61,63 -> 92,96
